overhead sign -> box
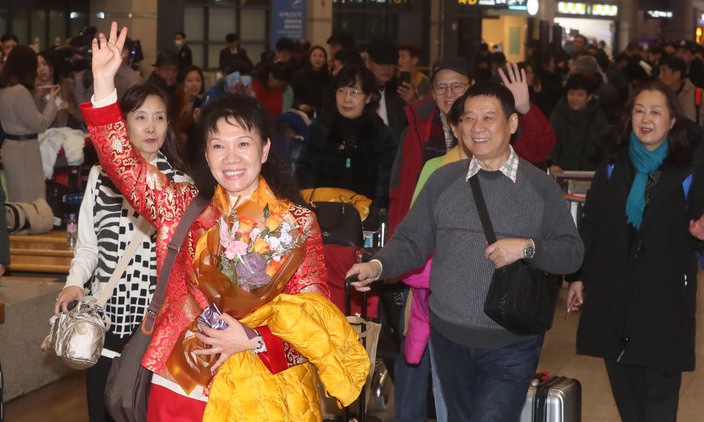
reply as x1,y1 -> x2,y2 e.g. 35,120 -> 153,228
557,2 -> 618,17
646,10 -> 673,19
271,0 -> 306,49
458,0 -> 527,7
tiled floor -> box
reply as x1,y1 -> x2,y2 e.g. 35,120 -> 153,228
7,274 -> 704,421
537,273 -> 704,422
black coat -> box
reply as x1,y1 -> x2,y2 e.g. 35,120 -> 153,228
295,113 -> 396,209
576,135 -> 704,372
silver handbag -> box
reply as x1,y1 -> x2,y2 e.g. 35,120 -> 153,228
41,297 -> 111,370
41,217 -> 152,370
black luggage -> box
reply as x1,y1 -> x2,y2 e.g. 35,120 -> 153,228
520,373 -> 581,422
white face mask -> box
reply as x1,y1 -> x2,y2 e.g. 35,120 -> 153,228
174,40 -> 183,48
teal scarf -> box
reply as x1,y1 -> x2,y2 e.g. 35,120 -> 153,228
625,131 -> 668,230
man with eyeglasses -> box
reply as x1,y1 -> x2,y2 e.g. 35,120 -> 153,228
387,57 -> 555,422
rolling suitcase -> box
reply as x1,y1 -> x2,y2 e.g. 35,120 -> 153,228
520,373 -> 581,422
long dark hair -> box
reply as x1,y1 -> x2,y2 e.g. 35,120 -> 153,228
119,83 -> 187,172
192,94 -> 304,205
307,45 -> 329,74
37,50 -> 61,85
604,81 -> 691,167
0,45 -> 38,90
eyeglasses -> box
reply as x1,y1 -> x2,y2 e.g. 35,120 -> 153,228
432,82 -> 469,95
336,87 -> 366,98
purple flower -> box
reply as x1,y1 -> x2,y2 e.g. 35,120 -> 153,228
235,253 -> 271,291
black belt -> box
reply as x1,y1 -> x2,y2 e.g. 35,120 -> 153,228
4,133 -> 38,140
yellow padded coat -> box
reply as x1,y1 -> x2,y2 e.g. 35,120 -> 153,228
204,293 -> 371,421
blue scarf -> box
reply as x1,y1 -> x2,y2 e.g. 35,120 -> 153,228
625,131 -> 668,230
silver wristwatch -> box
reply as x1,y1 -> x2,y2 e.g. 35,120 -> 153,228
523,238 -> 536,260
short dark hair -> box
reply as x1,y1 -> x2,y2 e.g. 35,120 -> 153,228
225,33 -> 239,43
447,81 -> 516,126
194,94 -> 304,205
174,31 -> 186,38
398,42 -> 422,59
326,30 -> 355,50
0,33 -> 18,44
275,37 -> 296,52
660,55 -> 687,77
565,73 -> 597,95
333,48 -> 363,68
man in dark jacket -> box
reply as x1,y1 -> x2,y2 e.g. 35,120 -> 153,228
365,38 -> 408,145
174,31 -> 192,69
146,50 -> 179,99
219,33 -> 253,73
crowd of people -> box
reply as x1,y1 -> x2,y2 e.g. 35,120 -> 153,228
2,19 -> 704,422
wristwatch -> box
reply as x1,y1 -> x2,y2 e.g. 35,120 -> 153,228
523,238 -> 536,260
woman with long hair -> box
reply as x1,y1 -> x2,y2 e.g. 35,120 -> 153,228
291,45 -> 329,118
0,44 -> 59,202
568,81 -> 704,421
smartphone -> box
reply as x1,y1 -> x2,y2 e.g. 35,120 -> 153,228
399,71 -> 411,85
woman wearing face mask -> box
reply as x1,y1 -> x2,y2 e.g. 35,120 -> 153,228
55,83 -> 190,422
80,23 -> 369,421
568,81 -> 704,421
295,64 -> 396,222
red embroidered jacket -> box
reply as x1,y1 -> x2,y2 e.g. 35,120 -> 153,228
81,102 -> 329,376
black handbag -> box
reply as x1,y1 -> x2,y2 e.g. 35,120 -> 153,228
309,201 -> 364,248
104,195 -> 209,422
469,176 -> 561,336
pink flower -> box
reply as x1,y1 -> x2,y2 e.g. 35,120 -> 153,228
225,240 -> 248,260
219,218 -> 232,248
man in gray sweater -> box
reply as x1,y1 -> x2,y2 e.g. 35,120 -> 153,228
348,81 -> 584,421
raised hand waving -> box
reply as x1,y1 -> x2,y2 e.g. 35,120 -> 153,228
91,21 -> 128,101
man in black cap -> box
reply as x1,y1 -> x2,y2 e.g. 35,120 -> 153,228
365,38 -> 407,144
147,50 -> 179,98
676,39 -> 704,88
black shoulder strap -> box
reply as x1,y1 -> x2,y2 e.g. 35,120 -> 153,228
142,194 -> 210,334
469,175 -> 497,244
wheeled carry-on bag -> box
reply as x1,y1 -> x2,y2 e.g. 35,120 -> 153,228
520,374 -> 581,422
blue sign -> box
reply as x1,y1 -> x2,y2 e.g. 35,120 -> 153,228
271,0 -> 307,49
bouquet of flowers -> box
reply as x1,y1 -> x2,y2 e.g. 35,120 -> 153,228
167,197 -> 308,392
216,204 -> 304,292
